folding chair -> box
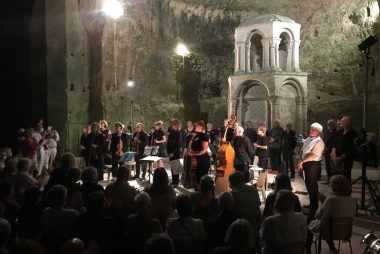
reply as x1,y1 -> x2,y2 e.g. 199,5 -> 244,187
314,217 -> 353,254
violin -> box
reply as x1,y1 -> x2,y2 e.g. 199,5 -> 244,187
116,136 -> 123,157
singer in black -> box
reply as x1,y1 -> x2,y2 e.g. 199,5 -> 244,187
167,119 -> 182,186
133,123 -> 148,179
83,122 -> 105,181
186,122 -> 210,185
232,126 -> 254,182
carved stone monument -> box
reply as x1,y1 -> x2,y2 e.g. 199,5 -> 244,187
228,14 -> 308,133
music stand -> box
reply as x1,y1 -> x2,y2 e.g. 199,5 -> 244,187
140,156 -> 163,182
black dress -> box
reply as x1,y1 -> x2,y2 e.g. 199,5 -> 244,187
152,129 -> 166,157
191,132 -> 210,183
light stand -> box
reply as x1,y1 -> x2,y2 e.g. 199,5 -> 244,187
352,36 -> 378,213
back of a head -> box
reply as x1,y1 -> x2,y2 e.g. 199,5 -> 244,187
117,165 -> 130,181
61,238 -> 85,254
17,158 -> 31,172
0,218 -> 11,247
151,167 -> 169,192
330,175 -> 351,196
47,185 -> 67,209
200,175 -> 215,194
225,219 -> 255,251
5,157 -> 18,171
218,192 -> 234,211
66,168 -> 81,183
145,233 -> 175,254
81,166 -> 98,184
87,190 -> 105,211
60,152 -> 76,169
176,194 -> 192,217
275,174 -> 292,191
229,171 -> 245,188
274,189 -> 295,214
135,192 -> 151,214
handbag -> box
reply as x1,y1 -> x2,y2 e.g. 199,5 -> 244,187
143,145 -> 159,156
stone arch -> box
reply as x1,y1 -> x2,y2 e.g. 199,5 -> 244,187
279,78 -> 306,132
234,80 -> 271,127
246,30 -> 265,72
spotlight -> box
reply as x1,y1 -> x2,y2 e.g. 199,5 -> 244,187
358,36 -> 378,51
127,77 -> 134,87
362,231 -> 380,253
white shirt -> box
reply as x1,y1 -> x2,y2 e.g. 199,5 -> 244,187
301,136 -> 324,161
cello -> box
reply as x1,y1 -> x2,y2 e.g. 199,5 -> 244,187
215,115 -> 236,195
183,132 -> 198,189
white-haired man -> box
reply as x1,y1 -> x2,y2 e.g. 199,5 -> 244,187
298,123 -> 325,219
232,126 -> 254,182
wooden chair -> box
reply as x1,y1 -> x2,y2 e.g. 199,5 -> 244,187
255,171 -> 267,202
314,217 -> 353,254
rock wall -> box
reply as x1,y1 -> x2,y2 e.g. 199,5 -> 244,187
41,0 -> 380,153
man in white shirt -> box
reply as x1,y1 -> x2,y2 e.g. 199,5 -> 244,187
298,123 -> 325,218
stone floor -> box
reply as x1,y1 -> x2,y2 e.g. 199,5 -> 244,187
100,160 -> 380,254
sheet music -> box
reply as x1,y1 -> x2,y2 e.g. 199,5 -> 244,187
169,159 -> 184,174
140,156 -> 162,162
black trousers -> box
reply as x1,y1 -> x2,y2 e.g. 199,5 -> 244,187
343,159 -> 354,183
234,162 -> 250,183
282,148 -> 295,175
269,147 -> 281,171
169,151 -> 181,185
304,161 -> 321,218
324,152 -> 332,180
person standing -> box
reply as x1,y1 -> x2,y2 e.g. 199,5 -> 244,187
323,119 -> 338,183
298,123 -> 325,219
44,126 -> 60,172
254,125 -> 269,170
152,121 -> 167,168
232,126 -> 254,182
282,123 -> 297,178
206,122 -> 219,167
331,116 -> 358,183
133,123 -> 148,179
186,122 -> 210,186
110,122 -> 129,177
167,120 -> 182,186
268,120 -> 284,171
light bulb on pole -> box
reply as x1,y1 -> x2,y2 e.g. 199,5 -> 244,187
102,0 -> 124,19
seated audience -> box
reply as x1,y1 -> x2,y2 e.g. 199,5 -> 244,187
0,218 -> 11,254
80,167 -> 104,209
261,190 -> 307,254
212,219 -> 255,254
208,192 -> 239,251
228,171 -> 261,248
307,175 -> 357,253
61,238 -> 86,254
125,192 -> 163,254
145,167 -> 176,228
166,194 -> 205,254
105,165 -> 137,223
145,233 -> 175,254
41,185 -> 78,253
10,239 -> 45,254
262,174 -> 301,219
0,181 -> 19,234
0,158 -> 18,181
64,167 -> 83,212
44,152 -> 76,193
190,175 -> 219,230
12,158 -> 38,202
76,190 -> 123,254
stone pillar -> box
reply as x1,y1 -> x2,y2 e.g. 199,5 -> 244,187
269,95 -> 280,123
295,96 -> 302,133
82,14 -> 106,122
272,37 -> 282,71
287,40 -> 294,72
301,97 -> 308,134
246,43 -> 251,72
237,42 -> 246,72
234,44 -> 240,72
293,40 -> 301,72
261,38 -> 270,71
270,40 -> 276,71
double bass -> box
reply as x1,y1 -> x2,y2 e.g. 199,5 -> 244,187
183,132 -> 198,189
215,115 -> 236,195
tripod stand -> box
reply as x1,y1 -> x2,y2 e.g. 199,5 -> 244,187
351,144 -> 379,213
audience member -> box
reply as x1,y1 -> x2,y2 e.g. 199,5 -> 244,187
281,123 -> 297,178
268,120 -> 284,171
61,238 -> 85,254
10,239 -> 45,254
261,190 -> 307,254
145,167 -> 176,228
0,181 -> 19,231
208,192 -> 239,251
0,158 -> 18,181
0,218 -> 11,254
105,165 -> 137,223
307,175 -> 357,253
263,174 -> 301,219
145,233 -> 175,254
212,219 -> 255,254
41,185 -> 78,253
323,119 -> 338,183
12,158 -> 38,202
126,192 -> 163,254
166,194 -> 205,254
80,167 -> 104,209
64,167 -> 83,212
44,152 -> 76,192
190,175 -> 219,231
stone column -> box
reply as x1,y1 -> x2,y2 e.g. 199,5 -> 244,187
293,40 -> 301,72
234,44 -> 240,72
269,95 -> 280,123
272,37 -> 282,71
238,42 -> 246,72
261,38 -> 270,71
270,40 -> 276,71
82,14 -> 106,122
301,97 -> 308,134
246,43 -> 251,73
295,96 -> 302,133
287,40 -> 294,72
